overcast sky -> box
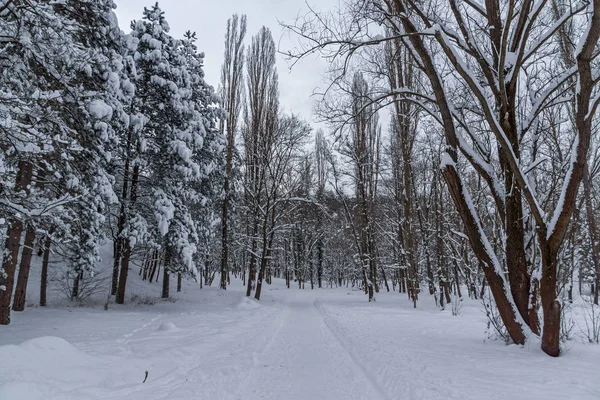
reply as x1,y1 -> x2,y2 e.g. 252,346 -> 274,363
113,0 -> 338,128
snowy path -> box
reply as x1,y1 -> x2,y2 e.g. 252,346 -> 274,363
245,292 -> 387,400
2,280 -> 600,400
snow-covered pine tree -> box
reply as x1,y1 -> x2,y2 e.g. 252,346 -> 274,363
179,30 -> 225,290
0,0 -> 129,319
113,3 -> 175,304
117,3 -> 224,302
45,0 -> 132,303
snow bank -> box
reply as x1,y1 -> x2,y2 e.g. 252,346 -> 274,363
233,296 -> 262,310
156,321 -> 178,332
0,336 -> 146,400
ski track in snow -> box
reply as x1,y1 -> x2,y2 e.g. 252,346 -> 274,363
244,292 -> 387,400
313,298 -> 391,400
2,279 -> 600,400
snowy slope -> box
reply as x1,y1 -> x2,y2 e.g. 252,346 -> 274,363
1,277 -> 599,400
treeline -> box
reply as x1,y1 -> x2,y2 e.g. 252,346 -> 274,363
274,0 -> 600,358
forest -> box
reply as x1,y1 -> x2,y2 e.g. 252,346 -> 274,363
1,0 -> 600,386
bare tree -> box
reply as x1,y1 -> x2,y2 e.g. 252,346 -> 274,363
348,73 -> 381,301
219,14 -> 247,290
386,36 -> 421,305
315,129 -> 328,288
243,26 -> 279,297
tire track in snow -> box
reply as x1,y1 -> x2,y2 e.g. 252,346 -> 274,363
313,298 -> 393,400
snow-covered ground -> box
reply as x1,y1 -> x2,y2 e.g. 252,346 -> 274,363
1,275 -> 599,400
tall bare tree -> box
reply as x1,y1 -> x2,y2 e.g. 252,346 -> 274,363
243,26 -> 279,297
219,14 -> 247,290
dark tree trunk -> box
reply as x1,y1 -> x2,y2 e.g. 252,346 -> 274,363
71,271 -> 82,301
115,164 -> 140,304
112,234 -> 122,295
0,160 -> 33,325
540,246 -> 561,357
162,249 -> 171,299
116,240 -> 132,304
162,268 -> 170,298
317,239 -> 323,288
246,238 -> 257,297
113,125 -> 134,295
453,263 -> 462,299
12,226 -> 36,311
149,250 -> 159,283
220,181 -> 230,290
177,272 -> 182,292
381,266 -> 390,292
309,257 -> 314,290
141,252 -> 149,281
40,236 -> 51,307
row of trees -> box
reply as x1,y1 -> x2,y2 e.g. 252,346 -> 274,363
0,2 -> 223,324
208,2 -> 600,360
273,0 -> 600,357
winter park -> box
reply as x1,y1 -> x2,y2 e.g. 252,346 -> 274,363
2,0 -> 600,399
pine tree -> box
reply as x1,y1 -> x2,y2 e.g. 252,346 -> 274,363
0,0 -> 131,318
116,3 -> 225,301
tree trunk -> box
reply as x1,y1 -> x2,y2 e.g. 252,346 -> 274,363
162,250 -> 171,299
254,256 -> 267,300
246,239 -> 257,297
12,225 -> 36,311
162,268 -> 170,298
442,163 -> 528,345
112,234 -> 122,295
0,160 -> 33,325
71,271 -> 82,301
116,240 -> 132,304
115,164 -> 140,304
177,272 -> 182,292
381,266 -> 390,292
317,239 -> 323,288
113,124 -> 135,295
220,179 -> 230,290
40,236 -> 51,307
452,262 -> 462,298
540,246 -> 561,357
149,250 -> 159,283
309,257 -> 314,290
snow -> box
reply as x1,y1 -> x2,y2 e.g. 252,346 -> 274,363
156,321 -> 178,332
1,274 -> 600,400
153,191 -> 175,236
88,100 -> 113,120
439,151 -> 455,169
